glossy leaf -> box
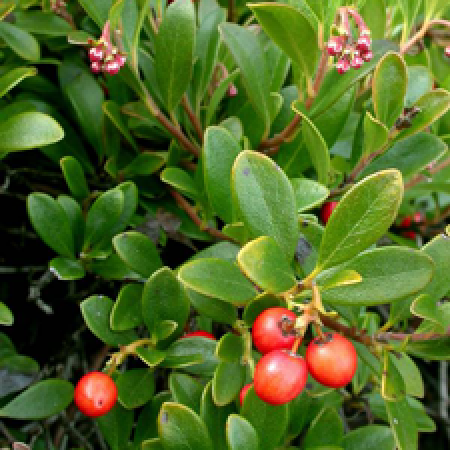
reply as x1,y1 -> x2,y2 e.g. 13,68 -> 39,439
226,414 -> 259,450
169,372 -> 204,414
117,369 -> 155,409
103,100 -> 138,151
49,257 -> 85,281
237,237 -> 296,293
303,408 -> 344,448
0,67 -> 36,99
96,403 -> 134,450
385,397 -> 418,450
316,170 -> 403,271
203,126 -> 241,223
136,347 -> 167,368
12,10 -> 72,36
341,425 -> 395,450
110,283 -> 144,331
158,402 -> 213,450
80,295 -> 137,346
179,258 -> 257,306
382,352 -> 406,401
232,151 -> 298,260
242,292 -> 284,326
250,3 -> 318,77
161,167 -> 199,200
142,267 -> 190,340
0,112 -> 64,154
155,0 -> 195,111
60,156 -> 89,201
291,178 -> 329,213
297,219 -> 324,277
390,352 -> 424,398
0,379 -> 73,419
113,231 -> 162,278
216,333 -> 244,363
373,52 -> 407,128
405,66 -> 433,107
0,303 -> 13,326
0,20 -> 40,61
212,361 -> 245,406
404,336 -> 450,360
362,112 -> 388,157
27,193 -> 74,258
219,23 -> 271,132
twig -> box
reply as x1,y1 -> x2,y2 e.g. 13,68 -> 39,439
401,19 -> 450,54
404,156 -> 450,190
169,189 -> 238,243
228,0 -> 235,22
181,94 -> 203,143
0,420 -> 15,444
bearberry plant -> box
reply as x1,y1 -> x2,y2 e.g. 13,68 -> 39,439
1,0 -> 450,449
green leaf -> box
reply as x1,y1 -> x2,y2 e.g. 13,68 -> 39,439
179,258 -> 256,306
161,167 -> 199,200
0,67 -> 37,98
359,133 -> 447,180
49,257 -> 85,281
116,369 -> 155,409
373,52 -> 407,128
315,170 -> 403,272
216,333 -> 244,363
403,336 -> 450,360
360,0 -> 386,39
303,408 -> 344,449
96,403 -> 134,450
249,3 -> 318,77
113,231 -> 162,278
0,20 -> 40,61
382,351 -> 406,401
109,181 -> 139,237
136,347 -> 166,368
0,379 -> 73,419
385,398 -> 418,450
27,193 -> 74,258
103,100 -> 138,151
142,438 -> 164,450
155,0 -> 195,111
219,23 -> 271,133
67,30 -> 93,45
158,402 -> 213,450
203,126 -> 241,223
362,112 -> 388,157
291,178 -> 329,213
60,156 -> 89,201
0,354 -> 39,374
84,189 -> 124,249
394,89 -> 450,141
287,391 -> 312,437
0,112 -> 64,154
297,219 -> 324,277
212,361 -> 245,406
12,10 -> 72,36
241,387 -> 289,450
108,0 -> 126,30
169,373 -> 204,414
405,66 -> 433,107
390,353 -> 424,398
292,105 -> 330,185
342,425 -> 395,450
226,414 -> 259,450
320,247 -> 434,305
80,295 -> 137,346
110,283 -> 144,331
242,292 -> 284,326
200,382 -> 234,450
237,237 -> 296,293
142,267 -> 190,340
232,151 -> 298,260
0,302 -> 13,326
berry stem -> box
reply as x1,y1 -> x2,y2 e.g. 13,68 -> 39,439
291,337 -> 302,354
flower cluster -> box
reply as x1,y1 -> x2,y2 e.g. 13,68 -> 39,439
326,8 -> 373,75
88,21 -> 126,76
446,46 -> 450,58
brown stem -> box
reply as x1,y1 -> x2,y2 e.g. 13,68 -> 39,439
228,0 -> 235,22
181,94 -> 203,143
305,50 -> 329,110
347,145 -> 386,183
169,189 -> 238,243
426,204 -> 450,227
401,19 -> 450,54
320,314 -> 373,346
377,329 -> 450,342
404,156 -> 450,190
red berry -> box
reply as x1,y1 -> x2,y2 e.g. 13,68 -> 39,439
400,216 -> 412,228
89,46 -> 104,63
254,350 -> 308,405
361,50 -> 373,62
320,201 -> 338,224
90,61 -> 102,74
402,230 -> 417,240
413,212 -> 423,223
74,372 -> 118,418
336,58 -> 350,74
252,307 -> 297,355
350,55 -> 364,69
104,60 -> 120,75
181,330 -> 216,340
327,37 -> 343,56
356,35 -> 371,53
445,46 -> 450,58
305,333 -> 358,388
240,383 -> 253,406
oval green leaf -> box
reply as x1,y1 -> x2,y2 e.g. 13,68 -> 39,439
226,414 -> 259,450
0,20 -> 40,61
110,283 -> 144,331
117,369 -> 155,409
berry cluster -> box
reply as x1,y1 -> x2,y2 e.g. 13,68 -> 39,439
399,211 -> 424,240
88,21 -> 126,76
241,307 -> 358,406
326,8 -> 373,75
446,46 -> 450,58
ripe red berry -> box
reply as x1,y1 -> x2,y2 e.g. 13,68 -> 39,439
90,61 -> 102,74
361,50 -> 373,62
240,383 -> 253,406
356,35 -> 371,53
254,350 -> 308,405
402,230 -> 417,240
89,46 -> 104,63
252,307 -> 297,355
327,37 -> 343,56
336,58 -> 350,74
181,330 -> 216,340
400,216 -> 412,228
320,201 -> 338,224
305,333 -> 358,388
350,55 -> 364,69
74,372 -> 118,418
